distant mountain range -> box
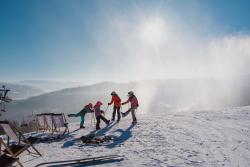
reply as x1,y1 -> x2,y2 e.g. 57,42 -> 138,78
2,77 -> 250,122
0,80 -> 83,100
0,82 -> 44,99
18,80 -> 82,92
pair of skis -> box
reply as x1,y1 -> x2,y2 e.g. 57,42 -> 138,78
35,154 -> 123,167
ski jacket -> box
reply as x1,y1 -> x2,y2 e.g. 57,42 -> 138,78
77,106 -> 93,116
123,95 -> 139,108
94,105 -> 104,117
109,95 -> 121,107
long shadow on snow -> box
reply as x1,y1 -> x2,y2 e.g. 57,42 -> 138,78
40,134 -> 75,144
106,123 -> 136,149
23,131 -> 75,145
61,134 -> 81,148
94,121 -> 118,136
62,122 -> 118,148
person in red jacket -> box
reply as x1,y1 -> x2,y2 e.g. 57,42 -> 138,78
121,91 -> 139,124
108,91 -> 121,122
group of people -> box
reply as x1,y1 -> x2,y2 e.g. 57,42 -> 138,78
68,91 -> 139,130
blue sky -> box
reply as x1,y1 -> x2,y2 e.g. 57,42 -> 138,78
0,0 -> 250,83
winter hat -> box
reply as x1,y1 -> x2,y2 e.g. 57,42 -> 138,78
95,101 -> 103,107
87,103 -> 93,109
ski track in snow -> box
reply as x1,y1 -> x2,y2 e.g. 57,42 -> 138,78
19,106 -> 250,167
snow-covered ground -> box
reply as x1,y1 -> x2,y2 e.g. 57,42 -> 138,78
19,106 -> 250,167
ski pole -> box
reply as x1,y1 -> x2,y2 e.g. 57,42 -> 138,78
90,111 -> 94,127
93,112 -> 95,124
104,105 -> 109,117
120,105 -> 123,114
105,105 -> 109,112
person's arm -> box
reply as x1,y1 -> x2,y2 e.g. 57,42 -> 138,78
135,96 -> 139,107
87,107 -> 94,113
122,98 -> 130,105
108,97 -> 114,105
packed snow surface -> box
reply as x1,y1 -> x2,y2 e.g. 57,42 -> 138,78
19,106 -> 250,167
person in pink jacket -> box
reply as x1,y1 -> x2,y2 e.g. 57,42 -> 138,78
94,101 -> 110,130
121,91 -> 139,124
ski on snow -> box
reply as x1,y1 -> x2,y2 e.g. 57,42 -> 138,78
35,154 -> 123,167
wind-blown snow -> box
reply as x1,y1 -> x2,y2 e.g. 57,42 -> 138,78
19,106 -> 250,167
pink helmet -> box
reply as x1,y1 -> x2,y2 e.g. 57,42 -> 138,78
95,101 -> 103,107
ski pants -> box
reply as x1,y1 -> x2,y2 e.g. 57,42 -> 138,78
123,107 -> 137,122
96,115 -> 109,130
112,106 -> 121,121
70,113 -> 86,127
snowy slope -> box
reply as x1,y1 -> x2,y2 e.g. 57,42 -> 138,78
19,106 -> 250,167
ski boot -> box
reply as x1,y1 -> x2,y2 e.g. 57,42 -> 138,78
67,114 -> 73,117
122,112 -> 128,118
132,120 -> 137,124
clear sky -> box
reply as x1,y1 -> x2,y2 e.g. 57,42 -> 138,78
0,0 -> 250,83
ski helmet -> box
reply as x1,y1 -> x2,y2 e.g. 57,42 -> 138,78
111,91 -> 117,95
128,91 -> 134,96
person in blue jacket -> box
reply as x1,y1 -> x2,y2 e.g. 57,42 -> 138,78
68,103 -> 94,128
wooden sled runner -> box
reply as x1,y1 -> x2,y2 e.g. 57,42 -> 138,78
35,154 -> 124,167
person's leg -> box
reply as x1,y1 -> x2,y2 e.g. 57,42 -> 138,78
96,116 -> 101,130
100,115 -> 109,124
68,114 -> 77,117
131,109 -> 137,123
80,115 -> 85,128
112,107 -> 116,121
117,107 -> 121,121
122,108 -> 132,117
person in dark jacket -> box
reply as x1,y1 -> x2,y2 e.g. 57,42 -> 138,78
108,91 -> 121,122
121,91 -> 139,124
94,101 -> 110,130
68,103 -> 93,128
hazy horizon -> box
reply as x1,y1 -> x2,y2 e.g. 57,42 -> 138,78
2,73 -> 250,86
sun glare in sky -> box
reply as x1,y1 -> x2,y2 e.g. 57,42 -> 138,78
0,1 -> 250,82
138,17 -> 167,47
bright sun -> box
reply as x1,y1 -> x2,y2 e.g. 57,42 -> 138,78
138,17 -> 167,47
